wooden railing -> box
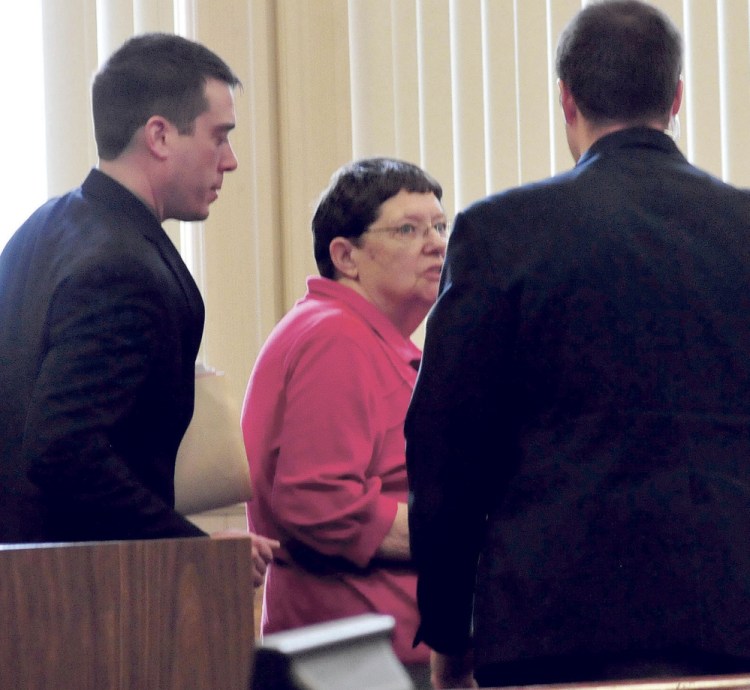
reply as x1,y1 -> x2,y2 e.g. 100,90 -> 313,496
0,537 -> 255,689
481,676 -> 750,690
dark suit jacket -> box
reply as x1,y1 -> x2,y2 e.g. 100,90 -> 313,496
406,128 -> 750,670
0,169 -> 206,541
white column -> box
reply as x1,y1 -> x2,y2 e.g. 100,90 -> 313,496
41,0 -> 99,196
682,0 -> 722,174
95,0 -> 134,65
717,0 -> 750,185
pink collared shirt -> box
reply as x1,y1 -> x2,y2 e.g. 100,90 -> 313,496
242,276 -> 429,664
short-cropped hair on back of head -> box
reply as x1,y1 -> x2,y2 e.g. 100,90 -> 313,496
92,32 -> 241,161
555,0 -> 682,125
312,157 -> 443,280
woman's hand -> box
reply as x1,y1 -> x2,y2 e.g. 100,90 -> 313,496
211,529 -> 280,587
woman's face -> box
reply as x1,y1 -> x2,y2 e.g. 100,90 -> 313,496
352,189 -> 447,335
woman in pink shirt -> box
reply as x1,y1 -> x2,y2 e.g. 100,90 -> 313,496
241,158 -> 447,688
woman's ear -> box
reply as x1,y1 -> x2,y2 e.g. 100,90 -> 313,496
329,237 -> 359,280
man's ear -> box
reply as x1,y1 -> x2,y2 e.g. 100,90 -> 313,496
558,80 -> 578,125
671,78 -> 684,117
143,115 -> 172,160
329,237 -> 359,280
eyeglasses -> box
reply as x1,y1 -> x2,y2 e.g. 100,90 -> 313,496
366,220 -> 450,241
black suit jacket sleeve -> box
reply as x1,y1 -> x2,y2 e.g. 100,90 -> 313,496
405,210 -> 517,654
24,248 -> 204,540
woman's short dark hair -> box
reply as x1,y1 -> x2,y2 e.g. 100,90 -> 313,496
555,0 -> 682,125
312,157 -> 443,279
92,33 -> 241,160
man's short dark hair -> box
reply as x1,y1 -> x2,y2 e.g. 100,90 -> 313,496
312,157 -> 443,280
555,0 -> 682,125
92,33 -> 241,160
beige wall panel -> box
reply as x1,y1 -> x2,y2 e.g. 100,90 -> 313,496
277,0 -> 353,310
417,0 -> 456,217
391,0 -> 422,166
483,1 -> 521,197
515,0 -> 553,185
134,0 -> 176,32
242,1 -> 286,349
450,0 -> 486,211
349,0 -> 397,154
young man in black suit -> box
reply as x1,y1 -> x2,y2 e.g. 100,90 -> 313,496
405,1 -> 750,687
0,34 -> 242,543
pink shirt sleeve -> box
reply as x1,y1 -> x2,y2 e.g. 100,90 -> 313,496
270,318 -> 400,568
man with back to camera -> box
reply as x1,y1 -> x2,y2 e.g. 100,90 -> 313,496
0,33 -> 276,576
405,1 -> 750,687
